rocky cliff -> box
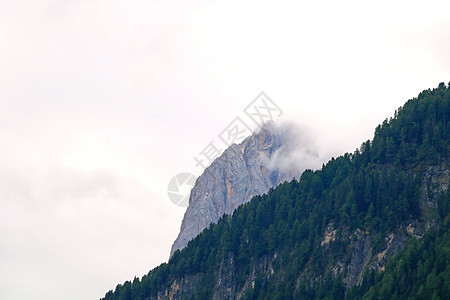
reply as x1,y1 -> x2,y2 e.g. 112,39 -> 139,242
170,122 -> 317,256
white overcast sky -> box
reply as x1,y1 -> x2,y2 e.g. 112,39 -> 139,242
1,0 -> 449,299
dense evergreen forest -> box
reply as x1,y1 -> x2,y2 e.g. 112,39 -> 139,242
348,216 -> 450,300
102,83 -> 450,299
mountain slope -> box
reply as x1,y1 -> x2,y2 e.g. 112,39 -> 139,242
171,122 -> 318,256
102,82 -> 450,300
348,215 -> 450,300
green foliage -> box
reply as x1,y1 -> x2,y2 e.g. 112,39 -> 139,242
349,216 -> 450,300
102,83 -> 450,300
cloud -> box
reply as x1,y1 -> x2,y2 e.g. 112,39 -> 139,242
259,121 -> 324,179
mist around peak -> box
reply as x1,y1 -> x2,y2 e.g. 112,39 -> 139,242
258,121 -> 323,179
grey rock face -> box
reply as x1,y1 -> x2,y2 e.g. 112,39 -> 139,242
170,123 -> 301,257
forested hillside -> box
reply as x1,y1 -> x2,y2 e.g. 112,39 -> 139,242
348,216 -> 450,299
102,83 -> 450,300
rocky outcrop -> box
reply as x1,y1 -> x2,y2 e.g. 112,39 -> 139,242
170,122 -> 314,257
335,162 -> 449,287
421,164 -> 449,209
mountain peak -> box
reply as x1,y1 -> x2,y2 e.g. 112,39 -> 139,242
170,122 -> 318,257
